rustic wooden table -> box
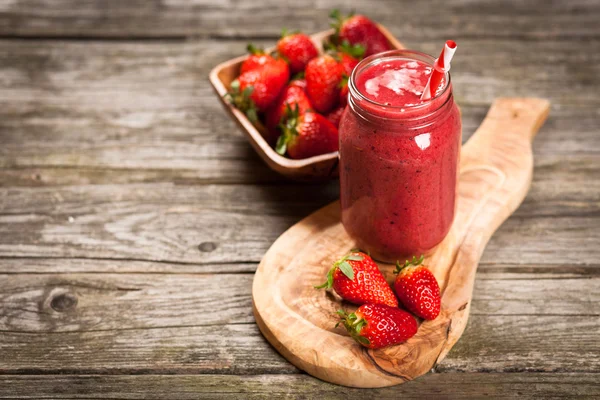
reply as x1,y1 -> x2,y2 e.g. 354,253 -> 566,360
1,1 -> 599,398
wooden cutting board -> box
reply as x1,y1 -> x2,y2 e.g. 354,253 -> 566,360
252,98 -> 550,388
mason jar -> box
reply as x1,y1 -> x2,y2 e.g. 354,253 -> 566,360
339,49 -> 461,262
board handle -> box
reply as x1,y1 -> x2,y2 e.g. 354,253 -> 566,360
432,97 -> 550,365
481,98 -> 550,142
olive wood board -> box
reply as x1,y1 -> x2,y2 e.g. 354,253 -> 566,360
252,97 -> 550,388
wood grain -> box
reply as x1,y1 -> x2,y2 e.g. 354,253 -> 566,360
1,316 -> 598,375
252,98 -> 550,387
1,181 -> 598,265
0,274 -> 255,332
1,373 -> 599,399
1,256 -> 598,276
0,269 -> 596,333
1,0 -> 598,40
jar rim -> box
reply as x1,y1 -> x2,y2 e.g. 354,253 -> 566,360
348,49 -> 452,112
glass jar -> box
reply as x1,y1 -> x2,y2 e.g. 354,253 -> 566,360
339,49 -> 461,262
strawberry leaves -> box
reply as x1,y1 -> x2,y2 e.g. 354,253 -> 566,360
225,80 -> 258,122
339,40 -> 365,59
334,252 -> 364,280
394,254 -> 425,274
336,309 -> 370,345
275,103 -> 301,155
315,251 -> 364,289
246,43 -> 264,55
323,40 -> 365,60
280,28 -> 300,38
337,260 -> 354,280
314,267 -> 336,290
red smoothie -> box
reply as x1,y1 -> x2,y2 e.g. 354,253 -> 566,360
339,50 -> 461,261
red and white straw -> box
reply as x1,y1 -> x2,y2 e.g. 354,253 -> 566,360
421,40 -> 457,101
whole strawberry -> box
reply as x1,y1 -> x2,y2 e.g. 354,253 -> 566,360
277,32 -> 319,74
227,59 -> 290,120
330,10 -> 392,56
337,44 -> 363,76
305,54 -> 344,113
337,304 -> 418,349
276,109 -> 338,159
240,44 -> 277,74
265,83 -> 313,145
393,255 -> 441,320
315,251 -> 397,307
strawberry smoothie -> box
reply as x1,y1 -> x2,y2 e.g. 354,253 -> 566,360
339,50 -> 461,261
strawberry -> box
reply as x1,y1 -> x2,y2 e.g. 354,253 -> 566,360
340,53 -> 359,77
339,76 -> 349,107
330,10 -> 392,57
240,44 -> 277,74
315,251 -> 397,307
393,255 -> 441,320
337,43 -> 363,76
337,304 -> 418,349
305,54 -> 344,113
310,41 -> 359,115
325,106 -> 345,129
277,32 -> 319,74
264,83 -> 313,145
276,109 -> 338,159
227,58 -> 290,120
337,52 -> 358,110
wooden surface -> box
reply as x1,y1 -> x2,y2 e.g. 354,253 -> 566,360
253,98 -> 550,387
0,0 -> 598,398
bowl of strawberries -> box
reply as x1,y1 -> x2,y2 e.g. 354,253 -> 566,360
209,11 -> 404,180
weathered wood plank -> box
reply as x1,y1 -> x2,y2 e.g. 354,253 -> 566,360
0,0 -> 598,40
469,272 -> 600,316
0,257 -> 259,274
0,270 -> 596,334
0,323 -> 299,375
2,153 -> 600,219
0,258 -> 258,274
1,373 -> 599,399
0,315 -> 598,374
0,181 -> 598,264
0,274 -> 255,332
2,154 -> 599,215
440,314 -> 600,373
0,162 -> 283,186
0,257 -> 598,276
518,155 -> 600,218
480,216 -> 599,265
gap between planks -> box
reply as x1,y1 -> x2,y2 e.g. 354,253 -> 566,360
0,257 -> 598,275
1,32 -> 599,42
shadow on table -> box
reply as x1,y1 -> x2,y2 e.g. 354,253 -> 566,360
241,144 -> 340,219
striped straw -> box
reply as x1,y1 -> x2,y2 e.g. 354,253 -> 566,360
421,40 -> 457,101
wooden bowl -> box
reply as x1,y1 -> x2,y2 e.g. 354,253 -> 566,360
208,25 -> 404,181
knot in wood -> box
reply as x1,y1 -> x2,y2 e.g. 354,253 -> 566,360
198,242 -> 217,252
50,292 -> 78,312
